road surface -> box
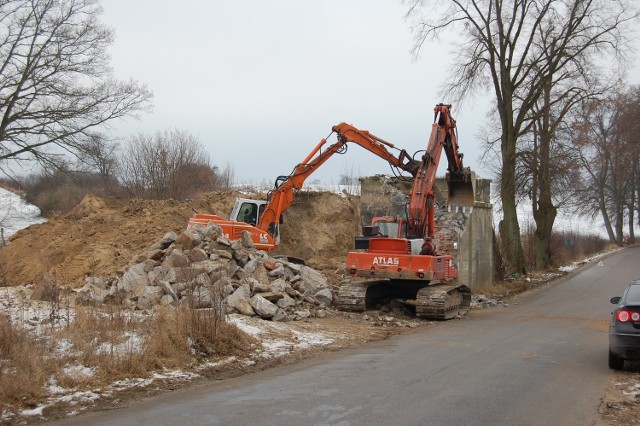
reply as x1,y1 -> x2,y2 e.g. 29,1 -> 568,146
58,248 -> 638,425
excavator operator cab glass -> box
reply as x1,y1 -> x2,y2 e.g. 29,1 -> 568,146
238,202 -> 259,226
372,220 -> 400,238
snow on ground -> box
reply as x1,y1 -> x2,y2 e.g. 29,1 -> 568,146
235,182 -> 360,196
0,187 -> 45,239
557,249 -> 618,272
229,314 -> 334,359
0,284 -> 74,334
0,283 -> 340,421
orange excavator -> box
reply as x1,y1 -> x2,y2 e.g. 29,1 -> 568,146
189,104 -> 474,319
188,122 -> 422,250
335,104 -> 473,319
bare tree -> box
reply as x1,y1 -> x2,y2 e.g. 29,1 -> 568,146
118,129 -> 215,199
405,0 -> 636,274
618,86 -> 640,243
74,132 -> 118,185
0,0 -> 152,171
215,162 -> 235,190
571,94 -> 636,244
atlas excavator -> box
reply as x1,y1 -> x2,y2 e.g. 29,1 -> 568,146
189,103 -> 475,319
334,104 -> 474,319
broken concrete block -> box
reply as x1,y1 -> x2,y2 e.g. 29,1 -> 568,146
147,248 -> 165,261
241,230 -> 254,248
269,278 -> 287,293
297,265 -> 330,294
276,293 -> 296,309
159,231 -> 177,247
260,292 -> 285,303
232,246 -> 251,266
244,258 -> 258,275
217,250 -> 233,260
137,286 -> 164,310
158,280 -> 178,301
189,286 -> 213,309
160,294 -> 175,305
193,223 -> 221,240
175,229 -> 202,250
272,309 -> 291,322
189,260 -> 224,274
253,263 -> 271,283
315,288 -> 333,306
294,309 -> 312,320
250,294 -> 278,319
117,263 -> 149,298
188,247 -> 209,262
268,265 -> 285,278
227,285 -> 255,316
161,249 -> 189,269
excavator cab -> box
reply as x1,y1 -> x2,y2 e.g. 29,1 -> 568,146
230,198 -> 271,226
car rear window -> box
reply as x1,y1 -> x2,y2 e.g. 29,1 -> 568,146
624,285 -> 640,303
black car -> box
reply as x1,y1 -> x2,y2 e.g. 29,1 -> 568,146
609,280 -> 640,369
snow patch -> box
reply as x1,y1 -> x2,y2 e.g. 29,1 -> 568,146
95,331 -> 145,356
63,365 -> 96,380
0,188 -> 45,239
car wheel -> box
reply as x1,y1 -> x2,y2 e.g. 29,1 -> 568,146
609,349 -> 624,370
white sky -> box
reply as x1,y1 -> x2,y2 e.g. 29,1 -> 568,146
100,0 -> 640,186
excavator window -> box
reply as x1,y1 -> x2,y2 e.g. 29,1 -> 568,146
373,220 -> 400,238
239,202 -> 258,225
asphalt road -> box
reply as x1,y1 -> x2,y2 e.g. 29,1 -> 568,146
58,247 -> 640,426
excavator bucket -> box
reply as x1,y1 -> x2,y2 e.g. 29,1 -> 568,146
446,170 -> 476,207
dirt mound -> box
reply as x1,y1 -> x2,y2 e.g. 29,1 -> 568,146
0,191 -> 360,287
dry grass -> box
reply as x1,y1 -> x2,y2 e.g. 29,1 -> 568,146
145,305 -> 257,370
0,315 -> 53,410
0,279 -> 257,415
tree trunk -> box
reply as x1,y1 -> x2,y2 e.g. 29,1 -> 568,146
500,115 -> 527,275
531,85 -> 557,270
628,203 -> 635,243
636,181 -> 640,235
598,193 -> 616,242
614,208 -> 624,245
533,201 -> 557,269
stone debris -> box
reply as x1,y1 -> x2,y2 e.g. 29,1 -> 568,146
470,294 -> 508,309
73,225 -> 334,321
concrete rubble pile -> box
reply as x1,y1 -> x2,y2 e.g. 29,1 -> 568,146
74,224 -> 334,321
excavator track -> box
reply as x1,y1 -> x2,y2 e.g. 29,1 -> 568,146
414,283 -> 471,320
336,280 -> 471,321
334,279 -> 391,312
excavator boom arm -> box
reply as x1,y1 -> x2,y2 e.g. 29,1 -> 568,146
407,104 -> 471,239
257,123 -> 420,237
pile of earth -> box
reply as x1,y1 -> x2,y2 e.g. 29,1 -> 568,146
0,190 -> 360,288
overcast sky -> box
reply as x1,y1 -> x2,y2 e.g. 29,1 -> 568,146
101,0 -> 640,186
